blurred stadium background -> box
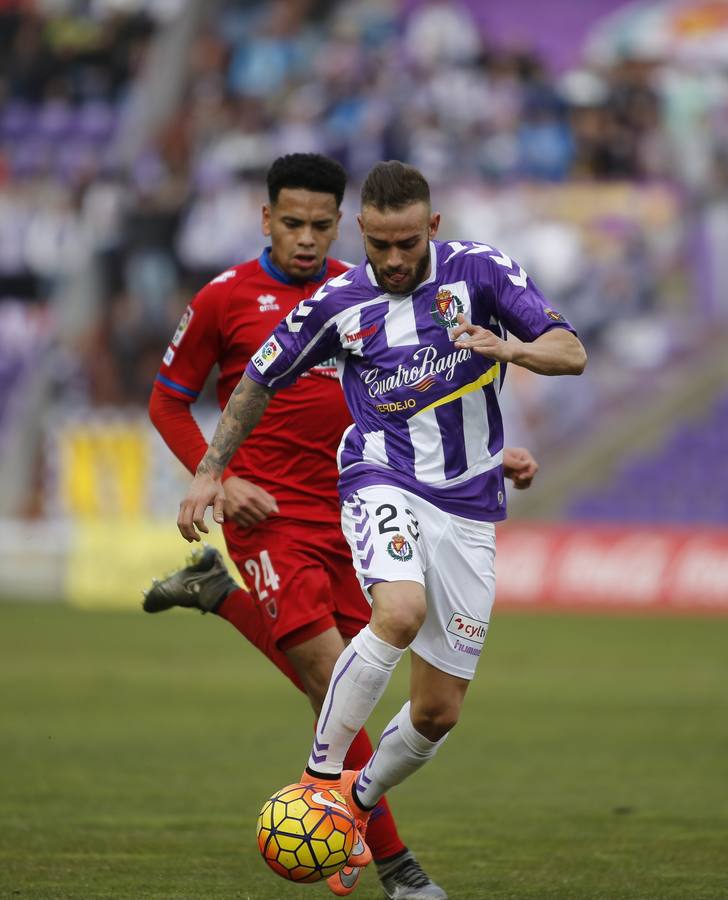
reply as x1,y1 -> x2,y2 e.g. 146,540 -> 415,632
1,0 -> 727,611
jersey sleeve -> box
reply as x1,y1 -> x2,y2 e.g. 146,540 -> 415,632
154,279 -> 226,402
479,251 -> 576,342
244,285 -> 344,391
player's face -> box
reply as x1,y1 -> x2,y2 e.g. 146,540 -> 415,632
263,188 -> 342,280
358,202 -> 440,295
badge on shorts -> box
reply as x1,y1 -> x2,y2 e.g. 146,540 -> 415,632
387,534 -> 413,561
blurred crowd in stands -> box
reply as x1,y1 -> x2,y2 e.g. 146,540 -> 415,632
568,388 -> 728,524
2,1 -> 728,476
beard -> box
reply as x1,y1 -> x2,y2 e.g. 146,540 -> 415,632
369,246 -> 431,295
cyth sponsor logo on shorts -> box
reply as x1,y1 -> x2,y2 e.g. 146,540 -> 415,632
387,534 -> 413,561
251,336 -> 282,373
446,612 -> 488,645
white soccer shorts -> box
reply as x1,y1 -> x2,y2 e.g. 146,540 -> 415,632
341,485 -> 496,680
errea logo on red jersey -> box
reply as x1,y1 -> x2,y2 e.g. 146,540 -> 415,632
446,613 -> 488,645
257,293 -> 280,312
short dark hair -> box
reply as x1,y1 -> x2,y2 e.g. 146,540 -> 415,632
360,160 -> 431,211
266,153 -> 347,207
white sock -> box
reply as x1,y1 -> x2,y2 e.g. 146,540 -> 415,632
307,626 -> 404,776
353,701 -> 447,808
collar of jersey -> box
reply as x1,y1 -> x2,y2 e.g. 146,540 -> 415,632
259,247 -> 328,285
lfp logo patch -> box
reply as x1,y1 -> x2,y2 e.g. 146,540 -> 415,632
252,336 -> 282,373
387,534 -> 413,561
171,306 -> 194,347
431,289 -> 463,328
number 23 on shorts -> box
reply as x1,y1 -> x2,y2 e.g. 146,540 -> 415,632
374,503 -> 420,541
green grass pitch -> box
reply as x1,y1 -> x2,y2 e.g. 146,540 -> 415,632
1,604 -> 726,899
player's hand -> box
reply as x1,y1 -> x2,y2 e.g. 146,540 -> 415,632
178,472 -> 226,542
222,476 -> 279,528
503,446 -> 539,490
452,314 -> 516,362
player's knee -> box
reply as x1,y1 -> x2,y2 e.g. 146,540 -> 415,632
410,703 -> 460,742
370,584 -> 426,648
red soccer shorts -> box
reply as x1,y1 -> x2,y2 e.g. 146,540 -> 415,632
222,516 -> 369,650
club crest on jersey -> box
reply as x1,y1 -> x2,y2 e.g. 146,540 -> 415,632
257,293 -> 280,312
544,307 -> 564,322
251,336 -> 283,373
171,306 -> 194,347
431,289 -> 463,328
387,534 -> 413,561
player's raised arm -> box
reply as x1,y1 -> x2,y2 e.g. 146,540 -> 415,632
177,374 -> 274,541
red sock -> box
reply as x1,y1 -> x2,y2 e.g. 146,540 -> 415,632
217,588 -> 306,693
343,728 -> 406,861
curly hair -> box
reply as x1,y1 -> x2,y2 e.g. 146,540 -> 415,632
266,153 -> 347,207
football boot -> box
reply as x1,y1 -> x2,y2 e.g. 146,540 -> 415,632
142,545 -> 237,614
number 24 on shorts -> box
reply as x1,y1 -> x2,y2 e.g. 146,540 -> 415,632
244,549 -> 280,618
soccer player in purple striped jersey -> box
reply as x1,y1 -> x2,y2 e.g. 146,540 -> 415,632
177,161 -> 587,892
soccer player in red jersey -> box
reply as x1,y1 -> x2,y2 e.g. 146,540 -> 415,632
146,154 -> 538,898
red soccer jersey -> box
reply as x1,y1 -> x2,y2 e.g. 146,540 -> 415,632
154,250 -> 352,522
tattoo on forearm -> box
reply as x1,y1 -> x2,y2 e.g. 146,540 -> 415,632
197,376 -> 273,478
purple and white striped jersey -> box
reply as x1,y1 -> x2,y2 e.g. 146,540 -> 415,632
245,239 -> 575,522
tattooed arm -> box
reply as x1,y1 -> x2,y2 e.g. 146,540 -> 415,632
177,375 -> 274,541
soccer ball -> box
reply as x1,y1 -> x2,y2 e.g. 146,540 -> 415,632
256,782 -> 356,883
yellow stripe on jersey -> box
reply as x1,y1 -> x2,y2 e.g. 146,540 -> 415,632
413,362 -> 500,417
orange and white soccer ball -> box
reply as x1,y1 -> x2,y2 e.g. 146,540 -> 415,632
256,782 -> 356,883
